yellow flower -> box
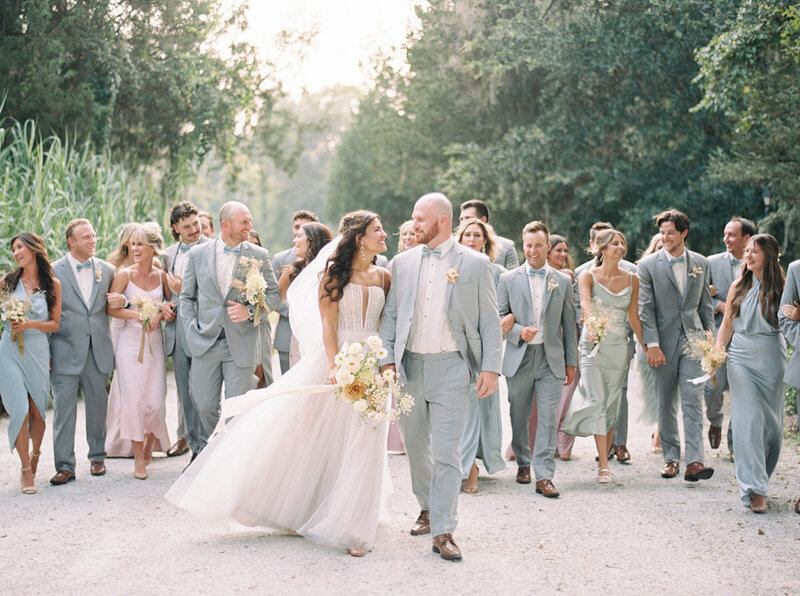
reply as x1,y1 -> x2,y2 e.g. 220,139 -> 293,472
446,268 -> 458,283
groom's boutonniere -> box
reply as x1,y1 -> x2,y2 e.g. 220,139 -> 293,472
446,268 -> 459,283
95,267 -> 102,283
547,278 -> 559,292
688,265 -> 703,278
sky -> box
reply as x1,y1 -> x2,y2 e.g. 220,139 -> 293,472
239,0 -> 421,96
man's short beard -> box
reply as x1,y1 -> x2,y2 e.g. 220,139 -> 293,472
415,222 -> 439,246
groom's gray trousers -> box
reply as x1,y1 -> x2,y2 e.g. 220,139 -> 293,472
399,351 -> 471,537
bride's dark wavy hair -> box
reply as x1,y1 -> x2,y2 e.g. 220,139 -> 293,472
322,210 -> 380,302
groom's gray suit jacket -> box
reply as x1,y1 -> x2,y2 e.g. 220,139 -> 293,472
637,248 -> 715,362
779,260 -> 800,388
50,255 -> 116,375
180,240 -> 280,368
163,235 -> 209,358
497,265 -> 578,379
380,243 -> 503,381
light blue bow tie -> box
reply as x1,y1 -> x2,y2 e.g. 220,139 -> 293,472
528,267 -> 546,278
223,245 -> 241,255
179,243 -> 193,253
668,255 -> 685,265
730,257 -> 742,266
422,246 -> 442,258
76,260 -> 92,271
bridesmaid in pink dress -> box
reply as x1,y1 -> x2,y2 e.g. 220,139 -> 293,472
107,224 -> 175,479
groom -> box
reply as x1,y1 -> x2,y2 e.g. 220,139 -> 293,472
638,209 -> 715,481
380,192 -> 502,561
180,201 -> 280,459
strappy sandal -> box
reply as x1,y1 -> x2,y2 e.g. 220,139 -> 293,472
346,547 -> 366,557
597,468 -> 612,484
21,466 -> 36,494
30,451 -> 41,477
463,463 -> 479,494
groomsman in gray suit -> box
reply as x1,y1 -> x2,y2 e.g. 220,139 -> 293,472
459,199 -> 519,270
271,209 -> 319,374
778,258 -> 800,514
573,221 -> 637,462
162,201 -> 209,458
49,218 -> 125,484
180,201 -> 280,457
638,209 -> 715,481
704,216 -> 754,453
498,221 -> 577,497
381,192 -> 502,561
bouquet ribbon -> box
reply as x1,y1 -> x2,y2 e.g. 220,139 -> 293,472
689,372 -> 714,386
11,331 -> 24,356
137,327 -> 154,364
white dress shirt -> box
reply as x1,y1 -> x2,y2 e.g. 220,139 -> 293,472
174,241 -> 197,280
215,237 -> 239,296
407,237 -> 459,354
667,248 -> 687,296
526,262 -> 548,345
67,252 -> 93,305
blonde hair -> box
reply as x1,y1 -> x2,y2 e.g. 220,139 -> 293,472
456,217 -> 498,261
108,222 -> 140,268
592,229 -> 626,266
129,222 -> 165,256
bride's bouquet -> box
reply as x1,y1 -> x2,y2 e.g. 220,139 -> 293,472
131,295 -> 163,363
231,257 -> 268,326
0,291 -> 32,355
584,299 -> 617,357
333,336 -> 414,425
684,330 -> 728,386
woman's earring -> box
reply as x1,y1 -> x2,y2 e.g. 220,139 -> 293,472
361,242 -> 367,263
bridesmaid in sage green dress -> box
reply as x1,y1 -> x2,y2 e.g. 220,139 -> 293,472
0,233 -> 62,494
715,234 -> 786,513
457,218 -> 506,494
562,229 -> 644,484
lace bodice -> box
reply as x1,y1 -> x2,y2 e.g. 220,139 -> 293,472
337,283 -> 385,344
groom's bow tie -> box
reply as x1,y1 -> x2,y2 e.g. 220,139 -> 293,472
223,244 -> 241,255
528,267 -> 546,278
422,246 -> 442,258
730,257 -> 742,266
668,255 -> 685,265
76,260 -> 92,271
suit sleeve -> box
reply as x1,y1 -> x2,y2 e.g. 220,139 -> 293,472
561,281 -> 578,368
708,259 -> 725,313
497,275 -> 522,347
478,259 -> 503,374
503,243 -> 519,270
779,263 -> 800,350
637,261 -> 659,346
699,261 -> 715,333
272,254 -> 290,317
379,261 -> 398,367
260,250 -> 281,311
180,252 -> 199,337
572,268 -> 583,330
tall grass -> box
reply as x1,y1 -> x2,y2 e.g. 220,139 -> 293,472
0,117 -> 161,273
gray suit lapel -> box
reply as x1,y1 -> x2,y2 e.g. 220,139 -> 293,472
205,241 -> 224,298
444,245 -> 465,311
542,268 -> 555,315
59,258 -> 86,310
518,267 -> 533,321
721,252 -> 734,292
165,244 -> 178,274
407,247 -> 423,309
88,258 -> 102,307
659,251 -> 681,296
682,251 -> 699,307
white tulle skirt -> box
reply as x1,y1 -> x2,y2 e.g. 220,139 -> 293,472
165,336 -> 391,549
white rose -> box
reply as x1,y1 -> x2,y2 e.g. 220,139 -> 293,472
336,370 -> 355,385
348,342 -> 364,355
366,336 -> 382,351
353,399 -> 369,412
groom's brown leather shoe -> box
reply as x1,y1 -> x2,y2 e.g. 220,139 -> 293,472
660,461 -> 680,478
50,469 -> 76,485
708,425 -> 722,449
795,496 -> 800,514
684,462 -> 714,482
90,461 -> 106,476
535,479 -> 560,498
432,533 -> 462,561
516,466 -> 531,484
410,510 -> 430,535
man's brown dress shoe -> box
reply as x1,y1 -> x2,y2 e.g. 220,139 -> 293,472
613,445 -> 631,463
684,461 -> 714,482
708,425 -> 722,449
432,533 -> 462,560
795,496 -> 800,514
50,469 -> 76,485
410,510 -> 430,535
167,439 -> 189,457
516,466 -> 531,484
535,479 -> 560,498
90,461 -> 106,476
660,461 -> 680,478
749,493 -> 767,513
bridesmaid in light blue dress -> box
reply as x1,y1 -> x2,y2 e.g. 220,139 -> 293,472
0,233 -> 62,494
562,229 -> 644,484
457,218 -> 506,493
715,234 -> 786,513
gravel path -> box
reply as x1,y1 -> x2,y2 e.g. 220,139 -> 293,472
2,362 -> 799,594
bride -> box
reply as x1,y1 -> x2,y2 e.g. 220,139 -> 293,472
166,211 -> 391,557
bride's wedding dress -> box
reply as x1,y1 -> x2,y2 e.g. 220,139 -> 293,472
166,244 -> 390,549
